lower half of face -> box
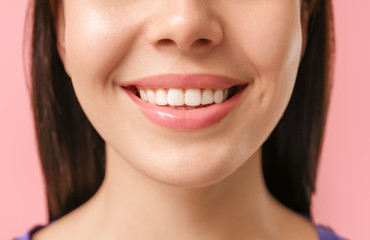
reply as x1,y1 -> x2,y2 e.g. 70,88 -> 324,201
61,0 -> 303,187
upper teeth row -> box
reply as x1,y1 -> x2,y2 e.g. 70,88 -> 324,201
138,88 -> 229,106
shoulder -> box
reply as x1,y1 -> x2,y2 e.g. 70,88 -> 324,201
15,222 -> 348,240
13,224 -> 46,240
315,225 -> 348,240
13,232 -> 30,240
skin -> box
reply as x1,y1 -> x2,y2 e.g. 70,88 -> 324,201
34,0 -> 318,239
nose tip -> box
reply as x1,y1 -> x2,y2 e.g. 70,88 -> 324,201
146,3 -> 224,52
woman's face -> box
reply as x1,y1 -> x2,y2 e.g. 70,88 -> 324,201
57,0 -> 305,186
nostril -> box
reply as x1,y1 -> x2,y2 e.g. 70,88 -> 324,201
156,39 -> 176,47
191,38 -> 212,48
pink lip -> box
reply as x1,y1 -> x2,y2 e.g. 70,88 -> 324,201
121,73 -> 246,89
121,74 -> 248,130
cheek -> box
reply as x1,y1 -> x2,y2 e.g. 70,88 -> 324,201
64,2 -> 144,90
228,2 -> 302,72
62,2 -> 148,130
228,1 -> 302,110
220,2 -> 303,155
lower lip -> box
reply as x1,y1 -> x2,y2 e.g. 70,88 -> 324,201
122,86 -> 247,130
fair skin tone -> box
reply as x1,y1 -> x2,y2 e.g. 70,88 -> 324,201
34,0 -> 318,239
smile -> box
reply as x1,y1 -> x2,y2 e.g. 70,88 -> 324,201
121,74 -> 248,130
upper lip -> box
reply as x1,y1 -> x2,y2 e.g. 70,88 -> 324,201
120,73 -> 249,89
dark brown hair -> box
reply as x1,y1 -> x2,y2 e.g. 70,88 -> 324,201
27,0 -> 334,221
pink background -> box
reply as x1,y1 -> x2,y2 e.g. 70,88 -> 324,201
1,1 -> 369,239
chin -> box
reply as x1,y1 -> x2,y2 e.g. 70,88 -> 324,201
129,148 -> 244,188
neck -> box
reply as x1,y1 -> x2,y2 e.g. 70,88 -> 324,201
83,145 -> 284,239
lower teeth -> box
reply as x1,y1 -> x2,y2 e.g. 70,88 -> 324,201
169,105 -> 212,110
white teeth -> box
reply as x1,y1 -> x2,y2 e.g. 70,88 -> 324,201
202,89 -> 214,105
139,89 -> 147,101
147,89 -> 156,104
155,88 -> 167,105
214,89 -> 223,104
167,89 -> 184,106
185,89 -> 201,106
138,88 -> 230,107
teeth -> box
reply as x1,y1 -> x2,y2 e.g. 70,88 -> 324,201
185,89 -> 201,106
147,89 -> 156,104
167,89 -> 184,106
214,89 -> 223,104
137,88 -> 230,108
202,89 -> 213,105
155,88 -> 167,106
139,89 -> 147,101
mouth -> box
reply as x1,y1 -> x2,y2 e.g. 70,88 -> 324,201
120,74 -> 249,130
124,85 -> 247,110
